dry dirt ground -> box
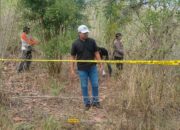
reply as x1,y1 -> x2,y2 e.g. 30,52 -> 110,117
1,60 -> 120,129
1,60 -> 180,130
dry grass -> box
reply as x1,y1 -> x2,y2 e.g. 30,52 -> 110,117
0,0 -> 20,57
101,65 -> 180,130
1,60 -> 179,130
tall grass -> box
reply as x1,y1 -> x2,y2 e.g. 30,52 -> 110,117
87,1 -> 180,129
0,0 -> 20,57
108,65 -> 179,129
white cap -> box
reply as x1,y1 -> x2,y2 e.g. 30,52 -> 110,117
78,25 -> 90,33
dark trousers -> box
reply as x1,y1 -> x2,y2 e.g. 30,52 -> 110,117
17,50 -> 32,72
114,56 -> 123,70
107,63 -> 112,76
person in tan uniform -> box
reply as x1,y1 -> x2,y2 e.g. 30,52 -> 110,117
113,33 -> 124,70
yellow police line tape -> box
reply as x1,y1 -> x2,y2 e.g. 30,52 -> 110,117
0,58 -> 180,66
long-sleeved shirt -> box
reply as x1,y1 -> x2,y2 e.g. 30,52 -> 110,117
21,32 -> 37,51
113,39 -> 124,57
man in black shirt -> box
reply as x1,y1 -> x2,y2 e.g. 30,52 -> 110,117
71,25 -> 102,110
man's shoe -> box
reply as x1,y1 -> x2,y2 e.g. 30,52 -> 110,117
92,102 -> 102,109
84,104 -> 91,111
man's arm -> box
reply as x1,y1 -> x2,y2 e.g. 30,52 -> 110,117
21,33 -> 38,45
71,55 -> 76,74
95,51 -> 102,69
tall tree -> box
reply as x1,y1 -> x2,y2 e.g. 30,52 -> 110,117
104,0 -> 179,59
20,0 -> 87,74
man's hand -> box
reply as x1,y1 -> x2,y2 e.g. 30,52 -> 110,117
71,70 -> 76,79
34,40 -> 39,45
99,63 -> 103,74
70,56 -> 77,79
36,40 -> 40,44
95,51 -> 102,73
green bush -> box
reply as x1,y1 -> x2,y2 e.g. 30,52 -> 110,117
40,31 -> 77,75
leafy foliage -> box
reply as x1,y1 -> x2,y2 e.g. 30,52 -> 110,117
104,0 -> 179,59
20,0 -> 85,35
20,0 -> 87,74
41,31 -> 76,59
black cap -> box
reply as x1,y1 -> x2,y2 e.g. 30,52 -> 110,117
23,26 -> 30,32
115,33 -> 122,37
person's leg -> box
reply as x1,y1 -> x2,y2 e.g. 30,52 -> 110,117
119,57 -> 123,70
105,56 -> 112,76
89,65 -> 99,105
107,63 -> 112,76
78,70 -> 90,106
114,56 -> 120,70
114,56 -> 123,70
26,51 -> 32,70
17,50 -> 27,72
